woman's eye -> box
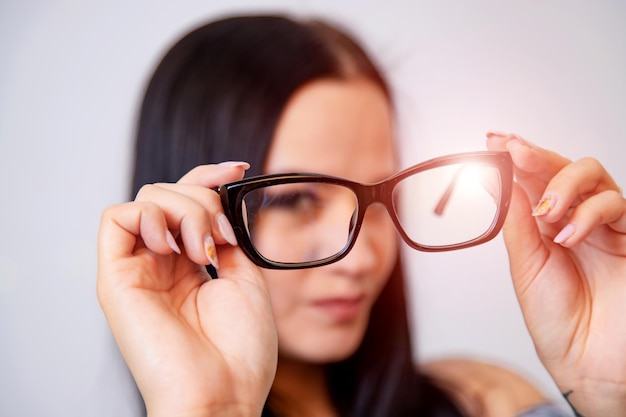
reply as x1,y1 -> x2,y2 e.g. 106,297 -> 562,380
266,191 -> 321,212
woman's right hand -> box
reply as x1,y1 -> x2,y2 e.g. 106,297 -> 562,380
97,162 -> 277,417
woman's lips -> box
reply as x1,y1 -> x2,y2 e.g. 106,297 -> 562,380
311,295 -> 365,322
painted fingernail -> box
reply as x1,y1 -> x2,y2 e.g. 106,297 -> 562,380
533,194 -> 556,216
217,213 -> 238,246
219,161 -> 251,170
205,235 -> 219,269
486,130 -> 510,137
165,230 -> 181,254
554,224 -> 575,245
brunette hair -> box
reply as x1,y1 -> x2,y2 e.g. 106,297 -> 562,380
131,14 -> 463,417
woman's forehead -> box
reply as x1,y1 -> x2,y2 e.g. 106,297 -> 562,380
266,78 -> 397,182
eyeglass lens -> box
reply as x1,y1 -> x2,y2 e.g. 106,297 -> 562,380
242,183 -> 357,264
392,162 -> 501,247
240,161 -> 502,264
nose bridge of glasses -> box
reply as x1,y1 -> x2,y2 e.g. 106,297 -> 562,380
356,180 -> 393,207
353,181 -> 398,230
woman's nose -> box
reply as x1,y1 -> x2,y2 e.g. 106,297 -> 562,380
331,204 -> 396,276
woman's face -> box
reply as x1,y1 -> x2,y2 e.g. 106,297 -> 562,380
262,78 -> 399,363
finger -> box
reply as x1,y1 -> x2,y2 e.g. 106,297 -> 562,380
135,184 -> 220,267
178,161 -> 250,187
486,132 -> 571,177
176,162 -> 250,247
98,201 -> 177,262
486,132 -> 576,209
530,157 -> 621,223
486,132 -> 551,176
148,182 -> 238,247
551,190 -> 626,247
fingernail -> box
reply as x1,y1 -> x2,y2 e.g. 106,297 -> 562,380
219,161 -> 251,170
217,213 -> 238,246
165,230 -> 181,254
204,235 -> 219,269
486,130 -> 510,137
533,194 -> 556,216
554,223 -> 575,245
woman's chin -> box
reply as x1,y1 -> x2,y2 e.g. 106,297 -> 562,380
279,328 -> 366,364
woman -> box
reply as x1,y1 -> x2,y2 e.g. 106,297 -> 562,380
97,15 -> 626,416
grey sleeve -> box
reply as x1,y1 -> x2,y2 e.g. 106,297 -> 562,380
517,403 -> 573,417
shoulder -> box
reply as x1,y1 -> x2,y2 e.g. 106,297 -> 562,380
421,358 -> 548,417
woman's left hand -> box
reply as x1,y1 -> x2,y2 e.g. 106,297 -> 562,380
486,132 -> 626,417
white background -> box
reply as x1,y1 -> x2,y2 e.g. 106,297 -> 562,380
1,1 -> 624,416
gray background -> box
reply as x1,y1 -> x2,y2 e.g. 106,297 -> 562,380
1,1 -> 624,415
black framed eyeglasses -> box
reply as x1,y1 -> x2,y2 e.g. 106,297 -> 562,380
218,151 -> 513,269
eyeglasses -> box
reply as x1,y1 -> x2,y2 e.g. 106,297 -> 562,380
218,151 -> 513,269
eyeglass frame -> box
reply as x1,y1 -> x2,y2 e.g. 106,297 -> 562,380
217,151 -> 513,270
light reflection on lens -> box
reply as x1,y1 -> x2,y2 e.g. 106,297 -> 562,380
393,163 -> 501,247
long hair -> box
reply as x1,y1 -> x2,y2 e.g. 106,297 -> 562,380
131,15 -> 463,417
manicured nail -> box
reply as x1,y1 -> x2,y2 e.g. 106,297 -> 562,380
554,224 -> 575,245
204,235 -> 219,269
217,213 -> 238,246
165,230 -> 181,254
486,130 -> 510,137
219,161 -> 251,170
533,194 -> 556,216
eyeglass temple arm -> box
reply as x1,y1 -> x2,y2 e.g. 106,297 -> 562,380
433,165 -> 464,216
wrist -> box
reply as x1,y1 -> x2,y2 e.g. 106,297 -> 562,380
556,382 -> 626,417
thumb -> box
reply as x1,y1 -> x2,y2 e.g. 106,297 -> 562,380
502,182 -> 550,293
217,245 -> 268,290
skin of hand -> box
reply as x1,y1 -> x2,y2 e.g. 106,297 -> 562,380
486,132 -> 626,417
97,163 -> 278,417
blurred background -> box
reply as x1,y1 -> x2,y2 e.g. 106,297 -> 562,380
1,0 -> 624,415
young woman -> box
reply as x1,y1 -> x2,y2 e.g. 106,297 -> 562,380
97,15 -> 626,417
